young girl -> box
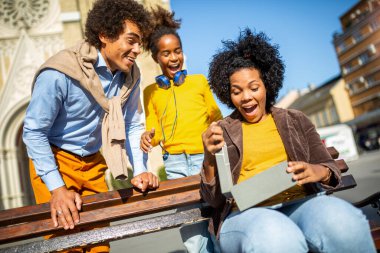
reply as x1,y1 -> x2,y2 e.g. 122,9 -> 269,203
140,7 -> 222,253
140,6 -> 222,180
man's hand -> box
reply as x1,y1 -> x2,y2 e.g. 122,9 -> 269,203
131,172 -> 159,192
140,128 -> 155,153
50,186 -> 82,230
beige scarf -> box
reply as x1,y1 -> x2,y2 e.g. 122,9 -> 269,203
32,40 -> 140,180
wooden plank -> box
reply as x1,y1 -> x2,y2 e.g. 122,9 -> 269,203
326,174 -> 357,194
0,189 -> 202,244
0,207 -> 212,253
327,146 -> 339,159
370,224 -> 380,250
2,207 -> 378,253
0,175 -> 201,226
335,159 -> 349,173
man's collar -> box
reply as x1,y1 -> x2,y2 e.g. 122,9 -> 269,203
95,50 -> 107,69
95,50 -> 123,76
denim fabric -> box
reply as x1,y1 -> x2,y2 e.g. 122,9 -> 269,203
219,195 -> 376,253
164,153 -> 217,252
180,220 -> 218,253
164,153 -> 204,179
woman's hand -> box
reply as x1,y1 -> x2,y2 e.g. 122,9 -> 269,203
202,122 -> 225,155
140,128 -> 155,153
286,161 -> 331,185
201,122 -> 225,182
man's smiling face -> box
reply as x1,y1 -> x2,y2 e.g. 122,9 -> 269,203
99,20 -> 142,73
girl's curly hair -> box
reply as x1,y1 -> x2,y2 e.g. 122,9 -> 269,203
85,0 -> 152,49
208,28 -> 285,111
147,6 -> 182,60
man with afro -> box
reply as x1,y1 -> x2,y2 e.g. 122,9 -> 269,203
23,0 -> 158,251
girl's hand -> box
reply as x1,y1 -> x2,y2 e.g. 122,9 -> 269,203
287,161 -> 331,185
140,128 -> 155,153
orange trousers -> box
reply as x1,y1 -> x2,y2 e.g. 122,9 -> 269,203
29,146 -> 110,253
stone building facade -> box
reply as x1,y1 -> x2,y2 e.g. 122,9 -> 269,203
0,0 -> 169,210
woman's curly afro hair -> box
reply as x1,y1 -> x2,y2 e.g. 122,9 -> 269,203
85,0 -> 151,49
147,5 -> 182,61
208,28 -> 285,111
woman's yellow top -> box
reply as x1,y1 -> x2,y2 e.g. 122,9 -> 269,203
239,114 -> 307,206
239,114 -> 287,183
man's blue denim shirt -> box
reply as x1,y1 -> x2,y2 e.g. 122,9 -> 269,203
23,51 -> 147,191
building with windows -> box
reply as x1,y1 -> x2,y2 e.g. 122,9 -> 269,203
333,0 -> 380,150
288,75 -> 354,128
286,76 -> 359,159
0,0 -> 169,210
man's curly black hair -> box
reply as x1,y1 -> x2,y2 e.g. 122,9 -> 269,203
85,0 -> 151,49
208,28 -> 285,111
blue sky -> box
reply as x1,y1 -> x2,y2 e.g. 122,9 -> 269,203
170,0 -> 357,116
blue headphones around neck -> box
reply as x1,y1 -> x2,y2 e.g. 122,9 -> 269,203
156,69 -> 187,89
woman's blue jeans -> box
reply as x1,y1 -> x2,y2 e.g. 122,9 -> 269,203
219,195 -> 376,253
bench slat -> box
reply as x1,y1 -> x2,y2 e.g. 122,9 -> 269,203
327,147 -> 339,159
2,206 -> 378,253
370,224 -> 380,250
0,207 -> 212,253
335,159 -> 349,173
0,187 -> 202,243
326,174 -> 357,194
0,175 -> 201,226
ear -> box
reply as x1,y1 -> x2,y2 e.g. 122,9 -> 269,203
99,33 -> 108,44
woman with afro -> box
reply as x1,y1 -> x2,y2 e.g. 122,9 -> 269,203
200,28 -> 375,253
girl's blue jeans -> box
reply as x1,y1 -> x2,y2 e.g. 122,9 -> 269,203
164,153 -> 218,252
164,153 -> 204,179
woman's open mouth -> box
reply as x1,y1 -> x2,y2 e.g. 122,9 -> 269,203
242,104 -> 257,116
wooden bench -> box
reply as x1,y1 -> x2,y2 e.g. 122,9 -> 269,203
0,147 -> 379,252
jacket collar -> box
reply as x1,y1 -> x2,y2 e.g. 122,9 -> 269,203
223,106 -> 302,164
224,110 -> 243,150
272,107 -> 302,161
